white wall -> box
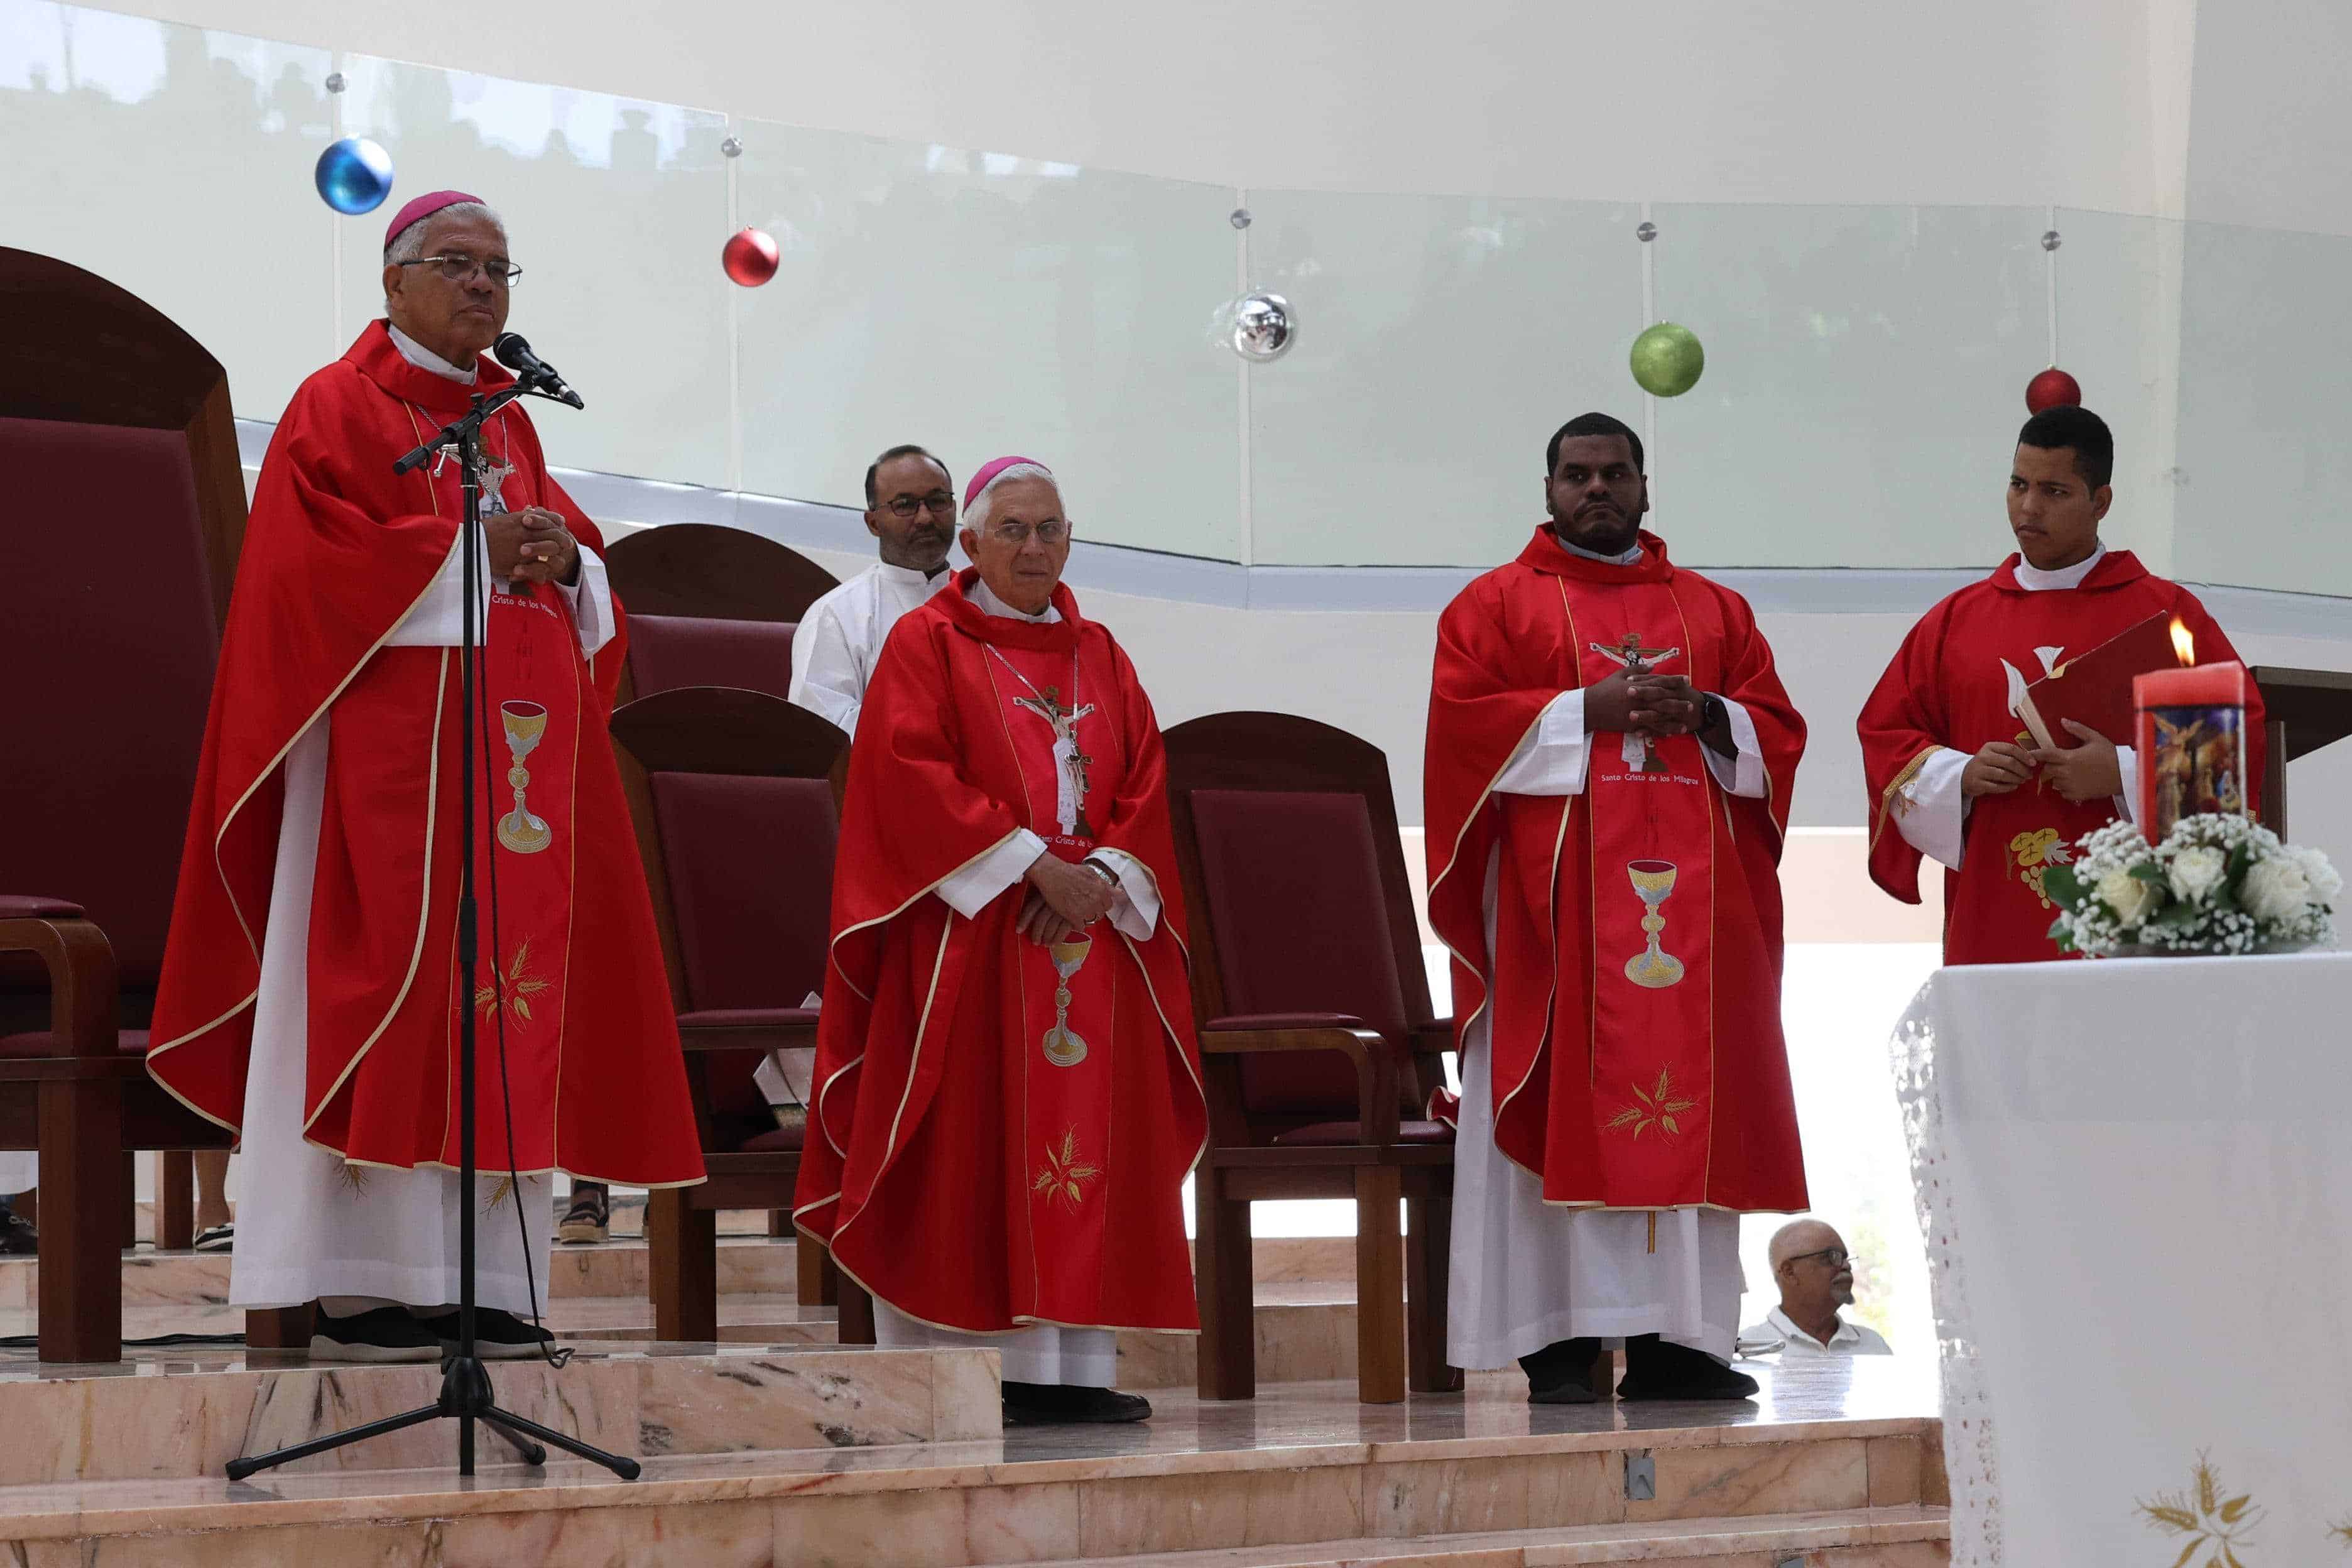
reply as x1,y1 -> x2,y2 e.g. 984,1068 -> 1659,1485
108,0 -> 2191,212
2186,0 -> 2352,234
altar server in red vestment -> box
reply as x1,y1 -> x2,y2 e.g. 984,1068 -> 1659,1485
146,192 -> 702,1362
1858,406 -> 2263,966
1427,413 -> 1808,1404
795,457 -> 1204,1425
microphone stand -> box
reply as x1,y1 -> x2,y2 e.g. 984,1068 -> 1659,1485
228,379 -> 638,1484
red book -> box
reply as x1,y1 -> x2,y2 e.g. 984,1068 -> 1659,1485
2015,611 -> 2184,750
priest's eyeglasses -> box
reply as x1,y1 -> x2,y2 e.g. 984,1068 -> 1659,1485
396,253 -> 525,287
988,520 -> 1070,545
1785,1247 -> 1851,1270
881,491 -> 956,518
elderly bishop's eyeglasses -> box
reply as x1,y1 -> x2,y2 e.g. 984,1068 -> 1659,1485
989,520 -> 1070,545
396,252 -> 525,287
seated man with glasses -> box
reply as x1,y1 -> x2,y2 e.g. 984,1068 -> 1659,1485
786,444 -> 958,736
795,457 -> 1204,1425
1745,1219 -> 1893,1359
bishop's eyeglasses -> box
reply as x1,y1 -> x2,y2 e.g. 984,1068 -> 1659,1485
396,253 -> 525,287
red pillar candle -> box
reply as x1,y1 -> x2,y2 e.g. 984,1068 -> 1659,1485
2133,659 -> 2250,841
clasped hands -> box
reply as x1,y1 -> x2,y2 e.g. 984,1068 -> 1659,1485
1963,719 -> 2121,803
1582,670 -> 1724,751
486,506 -> 580,586
1016,851 -> 1118,945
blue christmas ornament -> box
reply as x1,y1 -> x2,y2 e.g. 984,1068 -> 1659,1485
313,137 -> 395,215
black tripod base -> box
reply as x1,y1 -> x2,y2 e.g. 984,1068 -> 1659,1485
225,1355 -> 640,1483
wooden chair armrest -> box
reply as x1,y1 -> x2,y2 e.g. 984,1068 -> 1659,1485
1409,1020 -> 1456,1055
0,915 -> 117,1058
1197,1025 -> 1400,1146
677,1023 -> 820,1053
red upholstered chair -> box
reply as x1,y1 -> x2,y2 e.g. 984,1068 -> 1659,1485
0,249 -> 245,1361
602,522 -> 839,705
608,687 -> 871,1342
1163,712 -> 1460,1404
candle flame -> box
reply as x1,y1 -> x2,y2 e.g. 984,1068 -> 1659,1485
2170,617 -> 2196,665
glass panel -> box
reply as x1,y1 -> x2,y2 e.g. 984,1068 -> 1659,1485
0,0 -> 334,416
337,58 -> 731,489
2051,208 -> 2182,573
1650,204 -> 2045,568
2175,220 -> 2352,595
1246,192 -> 1638,568
732,126 -> 1239,560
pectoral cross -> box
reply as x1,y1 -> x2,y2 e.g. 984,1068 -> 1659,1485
1589,633 -> 1684,772
1014,685 -> 1099,837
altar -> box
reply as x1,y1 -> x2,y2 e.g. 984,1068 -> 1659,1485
1895,950 -> 2352,1561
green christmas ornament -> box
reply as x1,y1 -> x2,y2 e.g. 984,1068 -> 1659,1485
1630,322 -> 1705,398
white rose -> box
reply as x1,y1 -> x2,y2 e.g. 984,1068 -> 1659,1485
2167,845 -> 2230,905
2292,846 -> 2343,906
2241,854 -> 2315,925
2096,867 -> 2161,926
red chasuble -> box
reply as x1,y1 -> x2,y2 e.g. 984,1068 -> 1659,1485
1425,528 -> 1807,1214
146,322 -> 702,1186
795,570 -> 1205,1335
1858,550 -> 2265,966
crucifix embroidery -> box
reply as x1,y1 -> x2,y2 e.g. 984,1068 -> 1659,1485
1013,684 -> 1098,837
1589,633 -> 1684,772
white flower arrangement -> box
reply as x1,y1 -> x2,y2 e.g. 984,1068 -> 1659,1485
2044,813 -> 2338,957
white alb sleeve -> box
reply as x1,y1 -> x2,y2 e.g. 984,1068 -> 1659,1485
1893,746 -> 1973,870
386,528 -> 487,648
786,601 -> 865,737
1493,690 -> 1591,796
1701,696 -> 1768,799
553,547 -> 615,658
1084,848 -> 1160,940
2113,744 -> 2139,822
937,829 -> 1050,918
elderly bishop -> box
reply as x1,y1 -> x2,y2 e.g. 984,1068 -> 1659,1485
146,190 -> 702,1362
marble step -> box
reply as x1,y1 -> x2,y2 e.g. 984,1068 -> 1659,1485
0,1373 -> 1947,1566
0,1342 -> 996,1486
0,1233 -> 1358,1311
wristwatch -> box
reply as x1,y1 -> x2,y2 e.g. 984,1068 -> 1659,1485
1699,694 -> 1729,734
1081,858 -> 1122,890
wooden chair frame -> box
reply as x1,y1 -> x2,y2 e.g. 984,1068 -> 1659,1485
1163,711 -> 1461,1404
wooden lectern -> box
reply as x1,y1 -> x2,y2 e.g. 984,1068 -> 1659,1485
2251,667 -> 2352,837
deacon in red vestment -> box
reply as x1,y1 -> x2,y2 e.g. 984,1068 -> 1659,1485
146,191 -> 701,1363
1426,413 -> 1807,1405
794,457 -> 1204,1427
1859,406 -> 2264,966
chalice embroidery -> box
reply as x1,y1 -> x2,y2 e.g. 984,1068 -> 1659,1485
1623,859 -> 1685,989
1042,934 -> 1092,1067
1589,633 -> 1682,773
495,700 -> 553,855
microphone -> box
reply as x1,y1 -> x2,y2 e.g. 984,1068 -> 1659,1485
492,332 -> 585,409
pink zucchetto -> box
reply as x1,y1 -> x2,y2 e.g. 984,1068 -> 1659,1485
383,189 -> 487,251
963,455 -> 1057,533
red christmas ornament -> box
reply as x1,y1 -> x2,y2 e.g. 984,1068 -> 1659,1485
2025,367 -> 2082,414
722,227 -> 779,288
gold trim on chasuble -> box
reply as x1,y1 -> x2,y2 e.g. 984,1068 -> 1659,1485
1868,745 -> 1939,853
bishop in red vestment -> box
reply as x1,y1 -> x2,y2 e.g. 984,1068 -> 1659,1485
1859,406 -> 2264,966
1426,414 -> 1807,1405
794,457 -> 1204,1426
146,192 -> 701,1362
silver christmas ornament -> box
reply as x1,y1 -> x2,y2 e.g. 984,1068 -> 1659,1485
721,136 -> 743,158
1229,207 -> 1252,229
2042,229 -> 2062,251
1636,220 -> 1657,242
1214,291 -> 1295,362
325,71 -> 345,93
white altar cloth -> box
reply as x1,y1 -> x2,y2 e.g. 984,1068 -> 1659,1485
1893,950 -> 2352,1564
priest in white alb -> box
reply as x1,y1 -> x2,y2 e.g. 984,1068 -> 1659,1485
786,444 -> 957,734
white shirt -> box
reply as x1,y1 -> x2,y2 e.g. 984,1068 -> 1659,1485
1892,542 -> 2138,870
786,562 -> 952,736
1745,1305 -> 1893,1358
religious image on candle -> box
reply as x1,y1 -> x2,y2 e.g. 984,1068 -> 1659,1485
2133,619 -> 2250,840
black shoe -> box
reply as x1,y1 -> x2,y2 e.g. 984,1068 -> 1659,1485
1615,1333 -> 1758,1402
422,1307 -> 558,1361
1520,1336 -> 1604,1403
192,1223 -> 234,1253
1002,1381 -> 1153,1425
0,1209 -> 35,1256
310,1306 -> 445,1364
557,1184 -> 609,1245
